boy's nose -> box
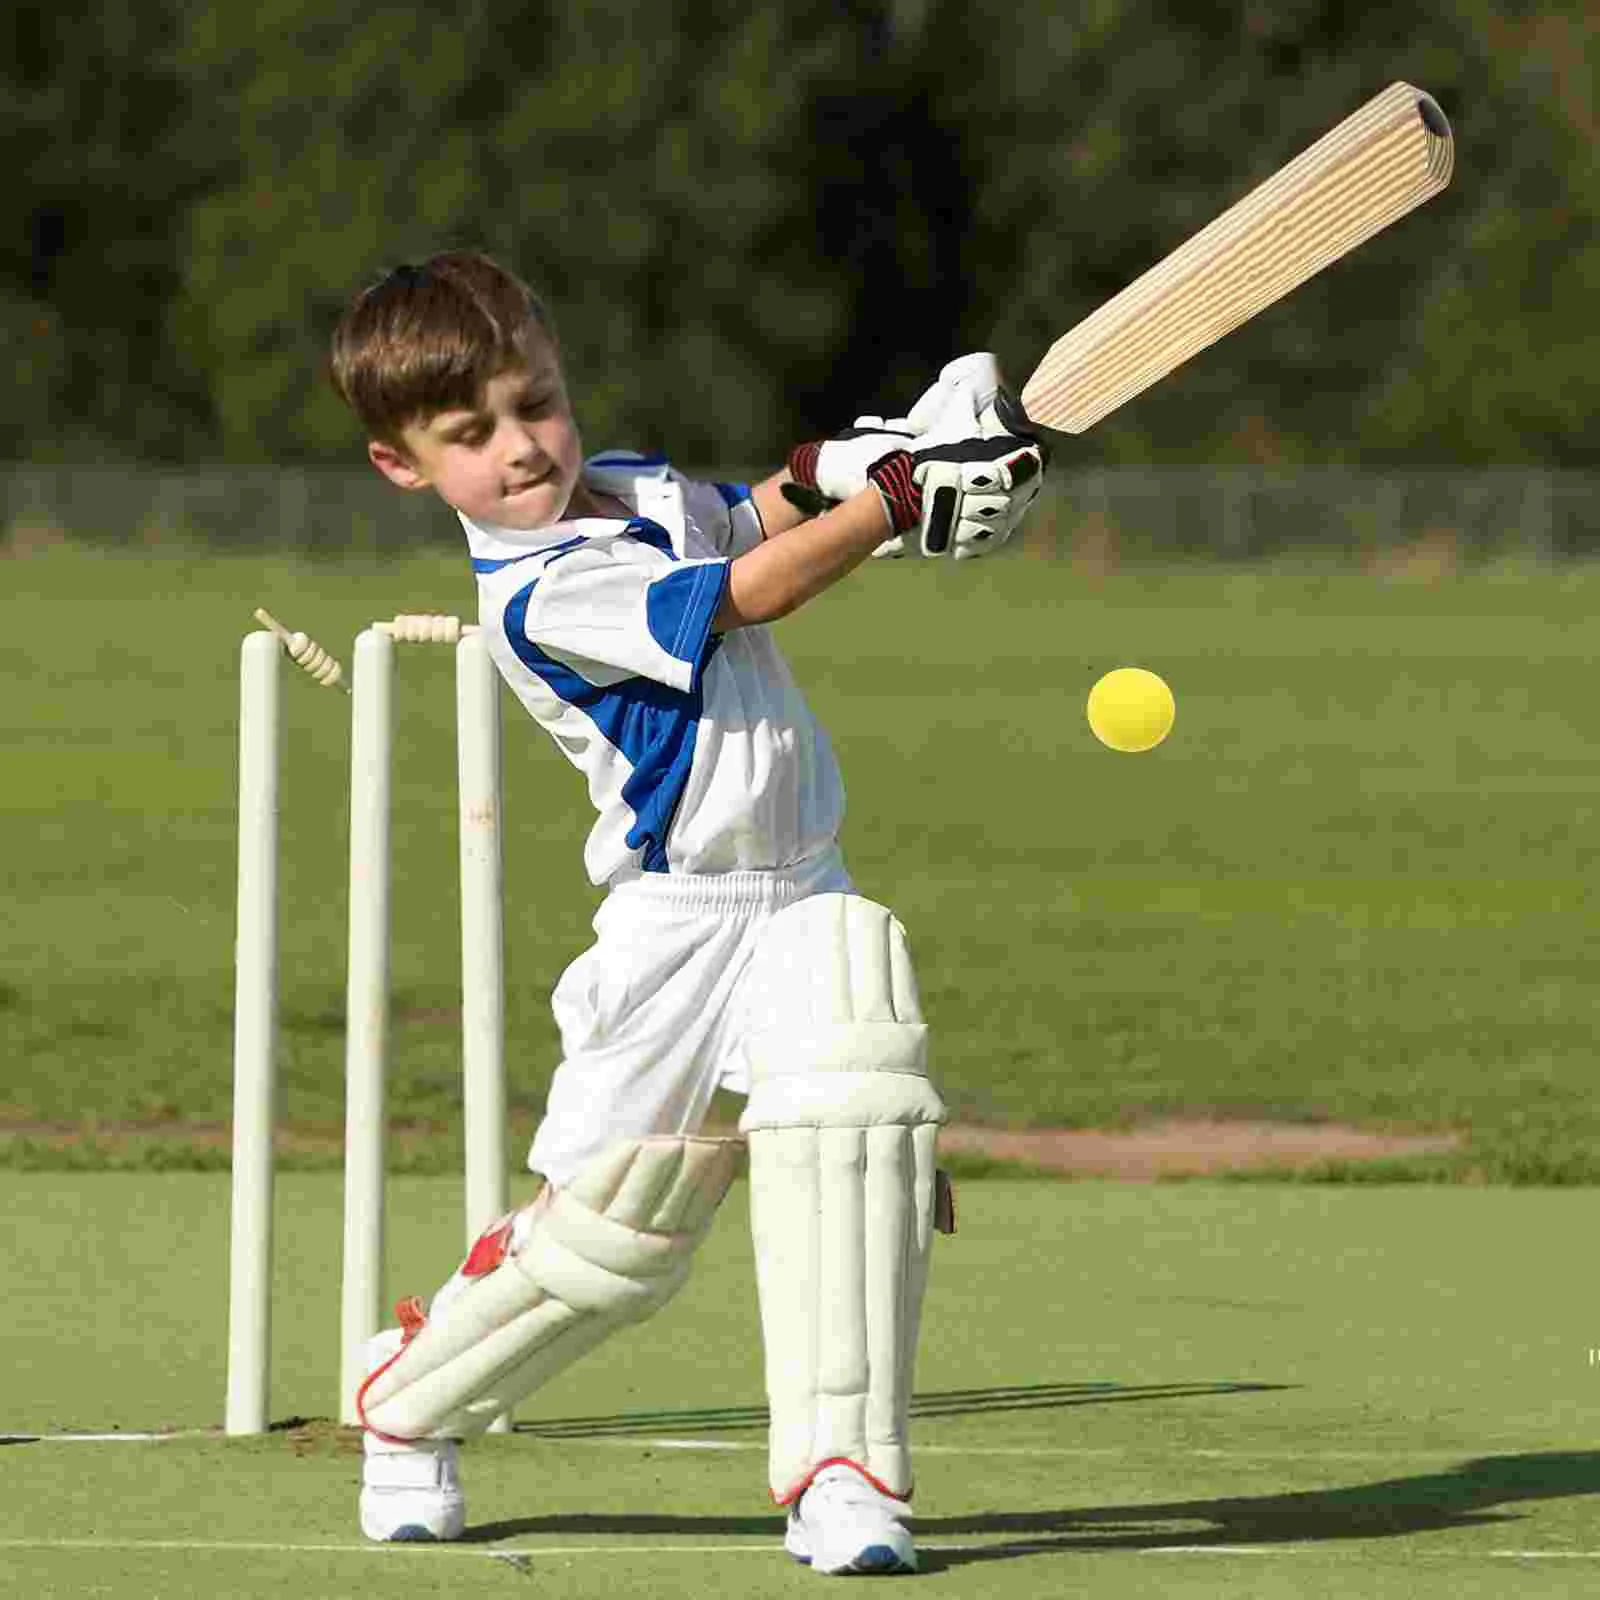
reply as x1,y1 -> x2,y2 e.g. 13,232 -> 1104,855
505,431 -> 545,468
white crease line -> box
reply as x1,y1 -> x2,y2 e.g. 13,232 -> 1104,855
1143,1545 -> 1295,1554
3,1536 -> 1598,1562
0,1539 -> 773,1557
1490,1551 -> 1600,1559
0,1433 -> 185,1444
0,1440 -> 185,1452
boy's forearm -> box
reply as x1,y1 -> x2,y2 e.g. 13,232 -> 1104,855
750,471 -> 808,541
714,488 -> 890,630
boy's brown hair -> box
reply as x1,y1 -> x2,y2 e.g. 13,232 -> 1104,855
329,252 -> 552,450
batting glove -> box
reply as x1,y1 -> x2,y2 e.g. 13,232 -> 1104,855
871,355 -> 1047,560
780,353 -> 1003,520
864,449 -> 922,535
784,424 -> 914,517
908,405 -> 1046,561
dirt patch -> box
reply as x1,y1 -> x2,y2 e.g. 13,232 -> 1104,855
0,1116 -> 1461,1178
939,1119 -> 1461,1178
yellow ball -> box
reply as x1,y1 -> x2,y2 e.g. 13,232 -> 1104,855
1086,667 -> 1175,752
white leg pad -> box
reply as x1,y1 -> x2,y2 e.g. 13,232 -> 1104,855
359,1134 -> 741,1441
737,894 -> 946,1504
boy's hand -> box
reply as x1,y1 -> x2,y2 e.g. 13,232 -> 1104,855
783,352 -> 1044,556
878,354 -> 1047,560
781,352 -> 1002,518
785,426 -> 915,513
903,408 -> 1046,560
863,426 -> 1044,558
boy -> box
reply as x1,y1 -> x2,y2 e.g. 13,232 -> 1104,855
328,250 -> 1044,1575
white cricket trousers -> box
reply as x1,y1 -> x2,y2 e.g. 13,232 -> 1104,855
528,846 -> 854,1187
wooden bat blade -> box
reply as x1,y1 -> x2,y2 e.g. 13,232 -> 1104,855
1020,83 -> 1454,434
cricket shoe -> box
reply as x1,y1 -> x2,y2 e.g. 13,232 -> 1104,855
785,1463 -> 917,1576
358,1328 -> 466,1543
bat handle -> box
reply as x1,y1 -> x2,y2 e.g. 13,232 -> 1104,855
993,386 -> 1036,438
780,481 -> 836,518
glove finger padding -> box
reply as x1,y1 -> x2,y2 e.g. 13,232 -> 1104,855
912,435 -> 1044,558
904,353 -> 1002,433
865,449 -> 921,535
951,478 -> 1043,561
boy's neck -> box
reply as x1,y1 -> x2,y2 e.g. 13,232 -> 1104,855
565,480 -> 631,520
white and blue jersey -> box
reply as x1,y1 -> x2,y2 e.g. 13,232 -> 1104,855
461,453 -> 845,886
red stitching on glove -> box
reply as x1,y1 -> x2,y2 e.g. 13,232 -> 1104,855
867,449 -> 921,533
786,439 -> 823,488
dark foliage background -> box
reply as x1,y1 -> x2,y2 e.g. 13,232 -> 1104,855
6,2 -> 1595,469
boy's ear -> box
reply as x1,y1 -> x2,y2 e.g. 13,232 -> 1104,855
369,438 -> 431,492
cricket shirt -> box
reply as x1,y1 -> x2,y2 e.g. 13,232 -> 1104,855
461,453 -> 845,886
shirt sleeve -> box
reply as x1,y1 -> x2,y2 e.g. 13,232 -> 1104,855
514,536 -> 729,696
679,475 -> 766,557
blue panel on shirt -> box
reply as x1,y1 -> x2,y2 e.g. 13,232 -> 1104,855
625,517 -> 676,559
503,567 -> 728,872
713,482 -> 751,508
471,534 -> 586,575
645,563 -> 730,691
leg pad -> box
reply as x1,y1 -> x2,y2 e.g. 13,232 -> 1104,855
738,894 -> 946,1502
359,1135 -> 741,1440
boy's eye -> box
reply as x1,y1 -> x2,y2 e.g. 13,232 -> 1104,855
518,394 -> 552,416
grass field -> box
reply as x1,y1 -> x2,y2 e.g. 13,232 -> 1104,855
5,1172 -> 1600,1596
6,543 -> 1599,1596
4,541 -> 1598,1179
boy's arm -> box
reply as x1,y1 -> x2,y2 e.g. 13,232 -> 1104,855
748,470 -> 809,542
714,486 -> 892,630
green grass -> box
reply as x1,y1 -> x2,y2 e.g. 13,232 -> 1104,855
4,543 -> 1600,1179
4,1173 -> 1600,1596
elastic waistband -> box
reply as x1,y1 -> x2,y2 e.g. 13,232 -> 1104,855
604,846 -> 850,914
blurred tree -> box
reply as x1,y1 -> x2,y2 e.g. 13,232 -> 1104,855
943,0 -> 1598,466
170,0 -> 879,466
1358,5 -> 1598,465
6,0 -> 1595,468
3,2 -> 214,462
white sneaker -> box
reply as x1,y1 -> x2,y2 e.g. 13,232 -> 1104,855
360,1431 -> 465,1542
357,1328 -> 465,1543
784,1464 -> 917,1576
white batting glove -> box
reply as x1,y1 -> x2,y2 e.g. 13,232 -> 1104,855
903,351 -> 1003,432
783,422 -> 914,511
784,353 -> 1002,518
872,366 -> 1046,560
854,353 -> 1003,439
784,354 -> 1041,552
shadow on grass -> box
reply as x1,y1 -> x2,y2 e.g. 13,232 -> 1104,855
511,1379 -> 1284,1440
465,1449 -> 1600,1564
915,1451 -> 1600,1571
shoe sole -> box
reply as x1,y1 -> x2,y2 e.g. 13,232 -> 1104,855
788,1543 -> 917,1576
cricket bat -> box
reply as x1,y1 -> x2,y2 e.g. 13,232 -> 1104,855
1001,81 -> 1454,436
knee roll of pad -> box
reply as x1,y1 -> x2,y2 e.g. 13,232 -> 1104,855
737,894 -> 947,1503
359,1135 -> 741,1441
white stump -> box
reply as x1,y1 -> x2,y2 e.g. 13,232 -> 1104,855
340,627 -> 394,1423
226,631 -> 282,1435
457,630 -> 509,1429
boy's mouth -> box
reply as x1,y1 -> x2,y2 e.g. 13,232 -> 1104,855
506,469 -> 553,496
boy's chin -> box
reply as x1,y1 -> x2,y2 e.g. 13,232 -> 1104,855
456,486 -> 571,531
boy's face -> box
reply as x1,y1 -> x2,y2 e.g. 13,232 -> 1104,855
370,330 -> 584,530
